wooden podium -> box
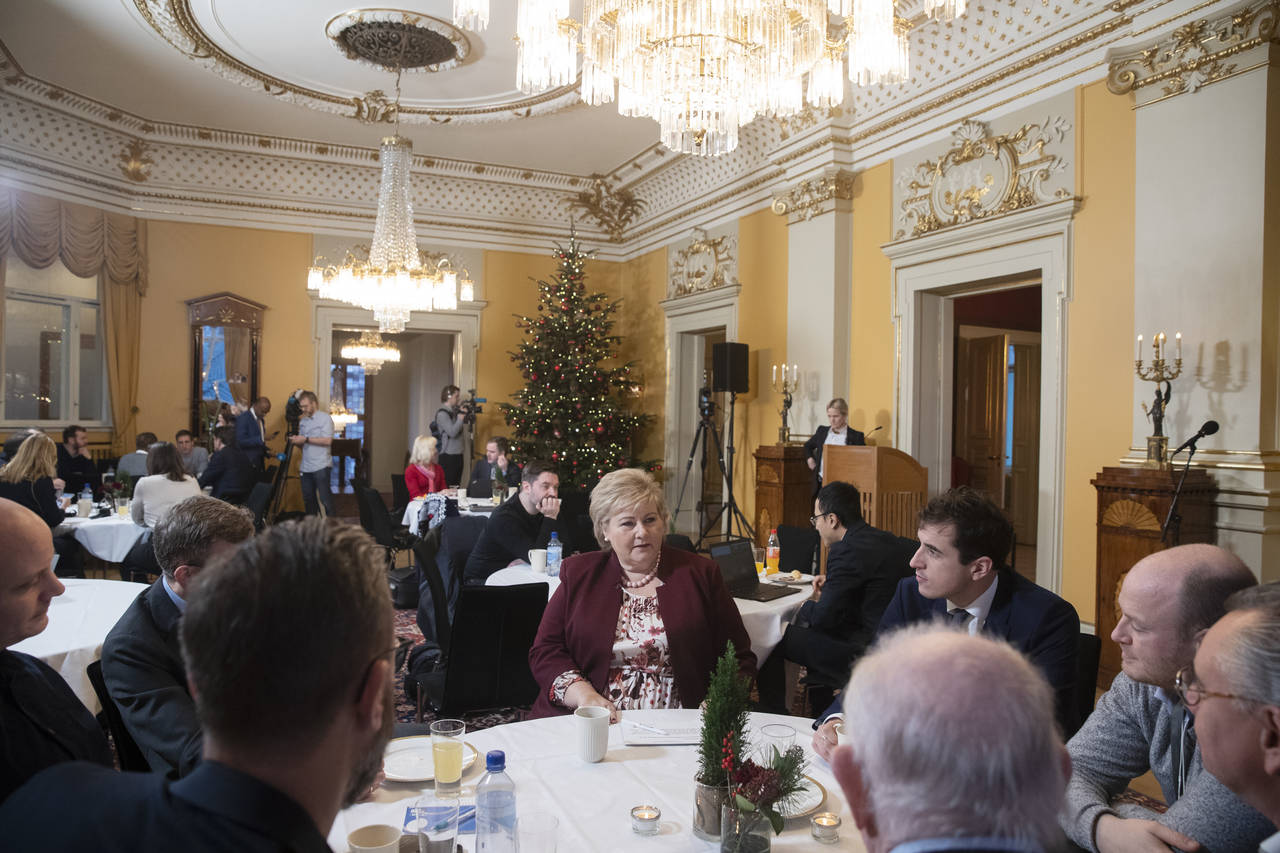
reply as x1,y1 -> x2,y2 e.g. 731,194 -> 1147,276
752,443 -> 812,547
1092,465 -> 1217,687
825,445 -> 928,540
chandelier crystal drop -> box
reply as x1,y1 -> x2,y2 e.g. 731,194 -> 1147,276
340,330 -> 402,375
848,0 -> 909,86
453,0 -> 489,31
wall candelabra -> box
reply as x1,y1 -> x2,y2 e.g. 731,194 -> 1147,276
1135,331 -> 1182,467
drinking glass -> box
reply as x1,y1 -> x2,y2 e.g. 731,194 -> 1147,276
759,723 -> 796,762
116,497 -> 130,517
410,795 -> 459,853
430,718 -> 466,796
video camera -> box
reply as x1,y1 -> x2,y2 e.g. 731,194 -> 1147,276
284,389 -> 304,436
698,371 -> 716,423
460,388 -> 486,427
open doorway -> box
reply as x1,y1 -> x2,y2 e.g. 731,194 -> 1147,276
668,326 -> 729,540
950,285 -> 1041,579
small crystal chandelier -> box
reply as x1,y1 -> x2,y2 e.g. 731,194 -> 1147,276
341,330 -> 402,375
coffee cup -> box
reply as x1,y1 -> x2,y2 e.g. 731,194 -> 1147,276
834,720 -> 848,747
574,705 -> 610,762
347,823 -> 400,853
529,548 -> 548,574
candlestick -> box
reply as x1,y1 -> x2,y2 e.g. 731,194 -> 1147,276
1176,331 -> 1182,359
1136,334 -> 1142,361
772,364 -> 777,384
1135,328 -> 1184,468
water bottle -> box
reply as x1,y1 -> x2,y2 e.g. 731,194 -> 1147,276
765,529 -> 781,575
545,532 -> 562,578
78,486 -> 93,518
475,750 -> 516,853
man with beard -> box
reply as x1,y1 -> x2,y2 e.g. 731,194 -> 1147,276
0,517 -> 395,851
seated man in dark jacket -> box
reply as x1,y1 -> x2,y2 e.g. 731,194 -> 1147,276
198,426 -> 255,503
466,436 -> 522,498
0,498 -> 111,802
101,496 -> 254,777
757,481 -> 916,713
55,424 -> 101,498
464,460 -> 570,585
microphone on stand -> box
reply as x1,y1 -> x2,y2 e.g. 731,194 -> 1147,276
1171,420 -> 1219,455
864,425 -> 884,437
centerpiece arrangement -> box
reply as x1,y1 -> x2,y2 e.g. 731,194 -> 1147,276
721,743 -> 808,852
694,643 -> 750,840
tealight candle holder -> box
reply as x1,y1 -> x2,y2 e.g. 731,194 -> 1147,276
811,812 -> 841,844
630,804 -> 660,835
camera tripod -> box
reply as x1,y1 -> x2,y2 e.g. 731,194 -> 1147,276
672,385 -> 755,548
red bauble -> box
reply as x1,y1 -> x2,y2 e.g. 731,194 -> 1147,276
595,425 -> 604,433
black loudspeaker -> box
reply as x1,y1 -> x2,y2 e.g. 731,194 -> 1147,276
711,342 -> 749,393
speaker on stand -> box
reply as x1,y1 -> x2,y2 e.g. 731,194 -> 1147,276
705,342 -> 754,542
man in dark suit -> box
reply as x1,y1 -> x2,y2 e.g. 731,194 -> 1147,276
466,435 -> 522,498
813,486 -> 1080,759
101,496 -> 254,777
756,481 -> 916,713
0,517 -> 397,851
199,426 -> 255,503
234,396 -> 272,469
802,397 -> 865,496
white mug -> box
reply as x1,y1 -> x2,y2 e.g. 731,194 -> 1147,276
347,824 -> 401,853
834,720 -> 849,747
529,548 -> 548,574
574,705 -> 610,762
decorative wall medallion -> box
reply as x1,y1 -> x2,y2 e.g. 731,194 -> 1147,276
1108,0 -> 1278,102
117,139 -> 154,182
896,118 -> 1072,238
669,227 -> 739,298
770,169 -> 855,223
564,177 -> 646,243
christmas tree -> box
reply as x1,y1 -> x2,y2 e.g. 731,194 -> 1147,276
500,233 -> 656,490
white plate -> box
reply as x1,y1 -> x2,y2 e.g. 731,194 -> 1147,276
382,737 -> 480,783
779,776 -> 826,818
770,573 -> 814,585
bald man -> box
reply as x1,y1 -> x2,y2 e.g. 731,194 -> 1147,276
0,499 -> 111,802
1062,544 -> 1274,853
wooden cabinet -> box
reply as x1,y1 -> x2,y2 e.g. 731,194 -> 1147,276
1092,465 -> 1217,687
753,444 -> 812,547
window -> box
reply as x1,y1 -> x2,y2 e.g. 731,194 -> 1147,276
2,257 -> 111,425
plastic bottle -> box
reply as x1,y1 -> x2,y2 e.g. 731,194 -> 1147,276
78,486 -> 93,518
765,529 -> 781,575
545,531 -> 563,578
475,749 -> 517,853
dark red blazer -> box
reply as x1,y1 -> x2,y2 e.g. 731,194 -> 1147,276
404,463 -> 446,498
528,545 -> 757,718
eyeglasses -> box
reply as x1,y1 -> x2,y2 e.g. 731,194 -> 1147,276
1174,666 -> 1258,709
809,512 -> 831,526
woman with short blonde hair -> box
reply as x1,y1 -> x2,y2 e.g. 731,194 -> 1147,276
405,434 -> 447,497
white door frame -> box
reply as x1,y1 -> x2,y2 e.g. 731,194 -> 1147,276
883,198 -> 1079,594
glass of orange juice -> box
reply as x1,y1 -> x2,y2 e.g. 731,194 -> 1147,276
752,547 -> 766,576
430,718 -> 466,796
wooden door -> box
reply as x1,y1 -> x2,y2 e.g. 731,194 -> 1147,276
960,334 -> 1007,503
1008,343 -> 1040,543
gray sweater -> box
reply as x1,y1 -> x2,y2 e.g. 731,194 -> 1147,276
1062,671 -> 1274,852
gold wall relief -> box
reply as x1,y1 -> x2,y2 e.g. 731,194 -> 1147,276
668,227 -> 739,298
770,169 -> 856,223
117,139 -> 154,183
564,177 -> 646,243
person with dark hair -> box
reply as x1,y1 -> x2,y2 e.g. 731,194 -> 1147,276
130,443 -> 202,528
1061,544 -> 1272,853
234,397 -> 273,470
0,499 -> 111,803
0,516 -> 397,850
117,431 -> 158,480
813,485 -> 1080,757
464,460 -> 570,585
0,433 -> 84,578
101,496 -> 254,778
55,424 -> 100,497
756,481 -> 917,714
287,391 -> 334,516
198,426 -> 254,504
434,385 -> 466,486
466,435 -> 521,497
802,397 -> 865,496
174,429 -> 209,478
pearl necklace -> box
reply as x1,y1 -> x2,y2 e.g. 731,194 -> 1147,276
621,549 -> 661,589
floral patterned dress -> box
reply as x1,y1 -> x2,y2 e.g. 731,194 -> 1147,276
551,585 -> 681,710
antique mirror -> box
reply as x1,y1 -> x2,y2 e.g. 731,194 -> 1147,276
187,292 -> 265,441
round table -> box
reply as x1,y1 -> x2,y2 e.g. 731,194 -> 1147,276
10,577 -> 147,713
57,513 -> 147,563
330,709 -> 861,852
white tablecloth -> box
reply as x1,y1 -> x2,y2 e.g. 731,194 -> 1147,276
330,709 -> 861,852
57,513 -> 147,562
10,577 -> 147,713
484,568 -> 806,665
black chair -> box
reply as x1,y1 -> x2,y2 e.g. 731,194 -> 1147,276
777,524 -> 819,574
355,484 -> 415,570
1070,632 -> 1103,738
413,531 -> 451,654
391,473 -> 410,517
412,582 -> 549,719
86,659 -> 150,772
243,482 -> 273,530
444,514 -> 492,589
665,533 -> 697,553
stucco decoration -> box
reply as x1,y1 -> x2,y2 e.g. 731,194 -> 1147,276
668,225 -> 739,299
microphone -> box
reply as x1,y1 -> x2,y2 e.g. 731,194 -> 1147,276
865,425 -> 884,436
1172,420 -> 1219,455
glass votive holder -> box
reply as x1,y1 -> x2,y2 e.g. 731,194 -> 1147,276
630,804 -> 660,835
811,812 -> 841,844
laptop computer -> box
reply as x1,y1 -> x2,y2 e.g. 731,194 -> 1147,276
709,539 -> 802,602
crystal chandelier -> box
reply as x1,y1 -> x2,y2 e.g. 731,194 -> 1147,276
340,330 -> 402,375
452,1 -> 944,157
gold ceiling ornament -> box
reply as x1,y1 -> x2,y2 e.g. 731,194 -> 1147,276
451,1 -> 944,157
565,177 -> 646,243
325,9 -> 471,73
340,330 -> 402,375
353,90 -> 397,124
770,169 -> 856,223
118,139 -> 154,183
669,227 -> 739,298
896,117 -> 1073,238
1106,0 -> 1277,102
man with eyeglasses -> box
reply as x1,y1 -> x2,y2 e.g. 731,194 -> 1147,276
1186,583 -> 1280,851
1061,544 -> 1272,853
756,481 -> 916,715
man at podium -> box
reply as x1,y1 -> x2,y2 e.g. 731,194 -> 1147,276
803,398 -> 864,497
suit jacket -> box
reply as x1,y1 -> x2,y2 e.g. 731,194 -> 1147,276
465,459 -> 522,498
199,446 -> 255,501
234,410 -> 267,467
803,425 -> 866,495
528,546 -> 756,717
0,760 -> 331,852
101,579 -> 202,777
782,522 -> 917,682
821,571 -> 1080,731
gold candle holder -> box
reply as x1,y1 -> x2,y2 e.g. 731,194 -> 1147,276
772,363 -> 799,443
1135,331 -> 1182,469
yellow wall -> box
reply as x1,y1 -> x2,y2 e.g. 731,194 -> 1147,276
849,163 -> 898,440
615,246 -> 669,466
1060,81 -> 1137,621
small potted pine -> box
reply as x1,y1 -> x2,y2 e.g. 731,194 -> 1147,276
693,643 -> 751,840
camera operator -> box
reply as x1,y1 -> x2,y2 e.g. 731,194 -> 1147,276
434,385 -> 466,486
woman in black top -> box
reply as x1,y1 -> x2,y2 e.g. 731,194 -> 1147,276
0,433 -> 84,577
